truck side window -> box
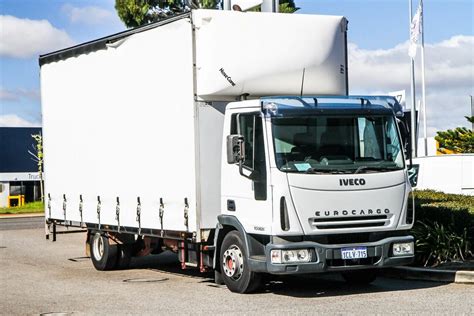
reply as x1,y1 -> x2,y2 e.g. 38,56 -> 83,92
230,113 -> 267,201
253,115 -> 267,201
239,115 -> 255,169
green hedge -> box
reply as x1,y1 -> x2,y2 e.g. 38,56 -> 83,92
413,190 -> 474,211
412,190 -> 474,241
411,190 -> 474,265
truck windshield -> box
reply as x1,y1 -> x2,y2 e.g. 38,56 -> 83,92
271,115 -> 404,173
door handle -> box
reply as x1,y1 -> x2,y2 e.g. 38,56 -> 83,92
227,199 -> 236,212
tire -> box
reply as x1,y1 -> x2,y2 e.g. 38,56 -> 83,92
219,231 -> 261,293
214,270 -> 225,285
115,244 -> 132,270
90,233 -> 118,271
342,269 -> 377,285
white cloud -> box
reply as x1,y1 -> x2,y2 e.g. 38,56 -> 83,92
62,4 -> 114,25
0,89 -> 18,102
0,87 -> 40,102
349,35 -> 474,136
0,114 -> 40,127
0,15 -> 74,58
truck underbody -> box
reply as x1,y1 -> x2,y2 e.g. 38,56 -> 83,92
46,212 -> 414,289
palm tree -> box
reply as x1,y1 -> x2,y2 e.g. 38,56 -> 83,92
435,116 -> 474,154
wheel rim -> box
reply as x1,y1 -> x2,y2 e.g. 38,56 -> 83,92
222,244 -> 243,281
92,234 -> 104,261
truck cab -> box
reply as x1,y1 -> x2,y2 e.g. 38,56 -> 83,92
216,96 -> 415,292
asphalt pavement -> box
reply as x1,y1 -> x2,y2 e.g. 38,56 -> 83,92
0,223 -> 473,315
0,215 -> 44,230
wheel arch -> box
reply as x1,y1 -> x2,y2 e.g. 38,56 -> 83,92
213,215 -> 267,271
213,215 -> 243,271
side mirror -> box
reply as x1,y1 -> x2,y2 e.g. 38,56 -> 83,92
397,119 -> 409,158
397,118 -> 413,170
408,164 -> 419,187
227,134 -> 245,164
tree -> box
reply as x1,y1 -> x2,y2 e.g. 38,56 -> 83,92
28,134 -> 44,202
435,116 -> 474,154
116,0 -> 298,28
253,0 -> 298,13
116,0 -> 218,28
277,1 -> 299,13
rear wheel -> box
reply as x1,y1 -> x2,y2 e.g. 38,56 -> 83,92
342,269 -> 377,284
90,232 -> 118,271
220,231 -> 261,293
115,244 -> 132,270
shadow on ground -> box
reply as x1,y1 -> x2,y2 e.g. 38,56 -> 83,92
114,251 -> 447,298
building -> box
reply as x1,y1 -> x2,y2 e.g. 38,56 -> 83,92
0,127 -> 42,207
413,154 -> 474,195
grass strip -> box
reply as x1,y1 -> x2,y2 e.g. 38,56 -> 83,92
0,201 -> 44,214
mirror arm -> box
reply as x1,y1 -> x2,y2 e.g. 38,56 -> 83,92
239,160 -> 252,180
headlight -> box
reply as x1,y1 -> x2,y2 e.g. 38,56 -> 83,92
392,242 -> 414,256
271,249 -> 312,264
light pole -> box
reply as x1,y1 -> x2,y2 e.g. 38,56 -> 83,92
470,95 -> 473,130
409,0 -> 417,158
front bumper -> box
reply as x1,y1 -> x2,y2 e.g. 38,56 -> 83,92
249,236 -> 414,275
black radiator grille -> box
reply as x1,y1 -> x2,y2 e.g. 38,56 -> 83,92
310,215 -> 389,230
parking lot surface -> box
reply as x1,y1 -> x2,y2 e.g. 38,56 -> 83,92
1,227 -> 473,315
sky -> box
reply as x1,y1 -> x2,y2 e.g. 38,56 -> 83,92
0,0 -> 473,136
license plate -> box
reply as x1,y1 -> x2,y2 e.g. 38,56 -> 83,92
341,247 -> 368,260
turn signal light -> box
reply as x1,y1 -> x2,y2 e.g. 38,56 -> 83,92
271,249 -> 311,264
392,242 -> 414,256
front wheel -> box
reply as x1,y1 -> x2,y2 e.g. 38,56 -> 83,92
220,231 -> 261,293
341,269 -> 377,285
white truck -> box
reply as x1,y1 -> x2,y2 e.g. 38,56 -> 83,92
39,9 -> 415,293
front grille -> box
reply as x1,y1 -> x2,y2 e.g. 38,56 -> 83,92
316,222 -> 386,229
312,215 -> 387,222
309,215 -> 390,230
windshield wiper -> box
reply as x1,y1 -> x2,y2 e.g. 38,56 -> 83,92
354,166 -> 400,174
306,168 -> 352,174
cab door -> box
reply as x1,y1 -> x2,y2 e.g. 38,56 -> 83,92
221,109 -> 272,235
